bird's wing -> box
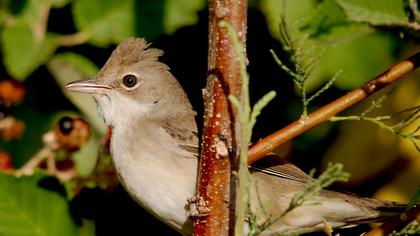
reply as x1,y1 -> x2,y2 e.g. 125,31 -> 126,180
250,154 -> 311,183
161,113 -> 199,158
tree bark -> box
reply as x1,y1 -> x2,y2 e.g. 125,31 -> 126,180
193,0 -> 247,235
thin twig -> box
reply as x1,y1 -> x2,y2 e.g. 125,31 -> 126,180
16,147 -> 51,175
58,31 -> 91,47
409,0 -> 420,23
248,51 -> 420,164
32,0 -> 51,42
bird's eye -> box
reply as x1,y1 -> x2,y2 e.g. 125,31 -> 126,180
122,74 -> 138,88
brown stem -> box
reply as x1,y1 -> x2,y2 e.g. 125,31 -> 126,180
364,206 -> 420,236
16,147 -> 51,176
32,0 -> 50,42
58,31 -> 91,47
248,51 -> 420,165
193,0 -> 247,235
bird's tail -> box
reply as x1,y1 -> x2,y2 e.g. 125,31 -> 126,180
347,197 -> 408,225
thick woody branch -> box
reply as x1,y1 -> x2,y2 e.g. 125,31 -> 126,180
193,0 -> 247,235
248,51 -> 420,165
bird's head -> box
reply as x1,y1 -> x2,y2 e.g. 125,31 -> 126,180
65,38 -> 192,126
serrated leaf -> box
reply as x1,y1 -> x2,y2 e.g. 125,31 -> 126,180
335,0 -> 408,25
164,0 -> 204,34
47,53 -> 106,135
72,0 -> 136,46
0,172 -> 79,236
260,0 -> 399,91
1,24 -> 58,80
300,0 -> 367,40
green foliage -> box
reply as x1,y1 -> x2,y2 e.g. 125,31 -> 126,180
47,53 -> 103,176
407,185 -> 420,210
2,24 -> 58,80
259,0 -> 401,90
335,0 -> 408,25
72,133 -> 100,177
0,0 -> 418,235
72,0 -> 136,46
0,172 -> 79,236
47,53 -> 105,134
289,163 -> 350,207
390,220 -> 420,236
270,15 -> 339,117
164,0 -> 205,34
331,92 -> 420,152
219,20 -> 276,236
1,0 -> 204,79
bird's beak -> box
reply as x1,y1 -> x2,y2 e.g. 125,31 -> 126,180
65,79 -> 111,95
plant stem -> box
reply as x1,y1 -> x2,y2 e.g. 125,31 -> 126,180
248,51 -> 420,165
193,0 -> 247,235
219,20 -> 251,236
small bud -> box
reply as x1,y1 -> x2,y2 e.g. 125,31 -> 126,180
0,150 -> 13,171
0,117 -> 25,141
0,79 -> 25,107
54,116 -> 91,152
0,79 -> 25,119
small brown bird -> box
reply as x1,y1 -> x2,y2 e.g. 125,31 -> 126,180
66,38 -> 405,235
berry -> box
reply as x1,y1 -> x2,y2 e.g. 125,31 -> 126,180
54,116 -> 91,152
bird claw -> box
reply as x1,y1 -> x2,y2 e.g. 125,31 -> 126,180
187,196 -> 210,218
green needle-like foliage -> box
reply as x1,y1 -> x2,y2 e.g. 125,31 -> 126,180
248,163 -> 350,236
218,20 -> 276,236
271,15 -> 339,118
331,91 -> 420,152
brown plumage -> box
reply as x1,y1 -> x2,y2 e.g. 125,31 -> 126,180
66,38 -> 407,235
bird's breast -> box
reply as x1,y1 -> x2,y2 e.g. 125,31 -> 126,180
109,123 -> 198,232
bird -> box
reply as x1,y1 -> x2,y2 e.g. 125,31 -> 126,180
65,37 -> 406,235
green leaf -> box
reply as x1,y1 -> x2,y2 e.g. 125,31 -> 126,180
72,0 -> 136,46
51,0 -> 72,8
72,0 -> 203,45
1,24 -> 58,80
21,0 -> 50,30
259,0 -> 318,40
47,53 -> 106,135
79,219 -> 95,236
0,172 -> 79,236
309,31 -> 397,90
335,0 -> 409,25
407,185 -> 420,210
299,0 -> 371,41
164,0 -> 204,34
72,133 -> 100,177
50,52 -> 98,76
262,0 -> 399,91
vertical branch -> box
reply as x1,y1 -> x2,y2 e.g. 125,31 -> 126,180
193,0 -> 247,235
